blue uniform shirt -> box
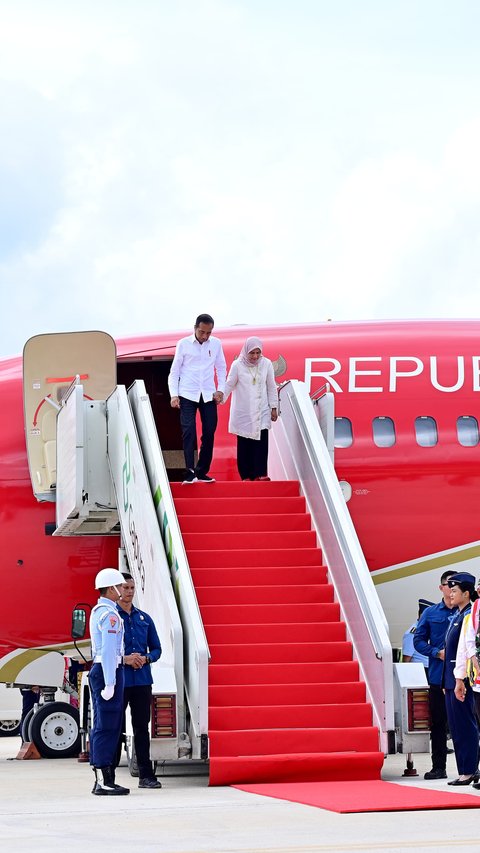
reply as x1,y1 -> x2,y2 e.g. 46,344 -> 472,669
90,597 -> 124,687
402,621 -> 429,666
413,599 -> 453,686
117,603 -> 162,688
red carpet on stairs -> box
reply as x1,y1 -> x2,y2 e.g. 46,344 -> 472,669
171,480 -> 385,787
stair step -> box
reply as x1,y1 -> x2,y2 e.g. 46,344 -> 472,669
209,703 -> 373,730
178,513 -> 312,533
182,530 -> 317,550
208,660 -> 359,685
205,621 -> 346,644
191,566 -> 328,586
171,481 -> 300,498
208,682 -> 367,707
174,496 -> 306,515
201,602 -> 340,624
188,548 -> 323,568
196,584 -> 333,606
209,641 -> 353,664
210,751 -> 383,786
209,727 -> 380,757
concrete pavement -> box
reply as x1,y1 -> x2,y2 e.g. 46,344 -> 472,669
0,737 -> 479,853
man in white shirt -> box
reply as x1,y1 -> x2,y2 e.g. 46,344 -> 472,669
168,314 -> 227,483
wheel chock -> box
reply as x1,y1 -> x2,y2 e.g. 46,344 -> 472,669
15,741 -> 41,760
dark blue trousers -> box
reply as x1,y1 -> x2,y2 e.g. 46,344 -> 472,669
121,684 -> 153,779
179,396 -> 218,475
89,663 -> 124,768
445,686 -> 479,775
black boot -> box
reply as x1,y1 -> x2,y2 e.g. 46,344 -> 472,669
92,765 -> 130,795
91,767 -> 100,794
110,764 -> 131,794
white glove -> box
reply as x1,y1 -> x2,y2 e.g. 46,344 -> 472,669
101,685 -> 114,701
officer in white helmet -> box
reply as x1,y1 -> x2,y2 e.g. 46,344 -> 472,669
89,567 -> 130,796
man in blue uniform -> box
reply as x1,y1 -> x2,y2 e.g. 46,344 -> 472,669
413,569 -> 456,780
89,567 -> 130,796
117,574 -> 162,788
402,599 -> 433,666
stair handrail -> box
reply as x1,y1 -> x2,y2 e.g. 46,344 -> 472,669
270,379 -> 394,750
127,381 -> 210,759
309,381 -> 331,401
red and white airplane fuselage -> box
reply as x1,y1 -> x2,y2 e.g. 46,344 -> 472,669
0,318 -> 479,665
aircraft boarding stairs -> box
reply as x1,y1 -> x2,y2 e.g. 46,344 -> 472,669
168,380 -> 393,785
43,354 -> 393,783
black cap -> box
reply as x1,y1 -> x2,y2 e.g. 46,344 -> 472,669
418,598 -> 434,614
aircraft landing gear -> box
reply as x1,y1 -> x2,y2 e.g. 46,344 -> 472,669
28,701 -> 81,759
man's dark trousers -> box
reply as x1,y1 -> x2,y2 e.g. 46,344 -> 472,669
429,684 -> 448,771
122,684 -> 153,778
179,395 -> 218,476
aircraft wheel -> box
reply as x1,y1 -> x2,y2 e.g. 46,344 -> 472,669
21,708 -> 36,743
29,702 -> 81,758
0,718 -> 21,737
125,735 -> 139,776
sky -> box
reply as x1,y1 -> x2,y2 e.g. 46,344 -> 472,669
1,0 -> 480,357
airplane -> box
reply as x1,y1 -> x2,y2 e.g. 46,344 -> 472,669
0,318 -> 479,736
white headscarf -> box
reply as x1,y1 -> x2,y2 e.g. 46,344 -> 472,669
240,336 -> 263,366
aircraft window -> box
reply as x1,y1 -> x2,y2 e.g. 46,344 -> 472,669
457,416 -> 479,447
334,417 -> 353,448
372,416 -> 395,448
415,416 -> 438,447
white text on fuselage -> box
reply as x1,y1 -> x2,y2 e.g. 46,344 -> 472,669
305,356 -> 480,393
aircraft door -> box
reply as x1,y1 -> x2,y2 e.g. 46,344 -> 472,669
23,331 -> 117,501
116,359 -> 185,479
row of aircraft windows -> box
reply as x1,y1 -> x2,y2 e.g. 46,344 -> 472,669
334,415 -> 480,448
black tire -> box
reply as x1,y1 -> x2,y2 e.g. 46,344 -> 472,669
0,718 -> 21,737
126,735 -> 139,777
21,708 -> 35,743
29,702 -> 81,758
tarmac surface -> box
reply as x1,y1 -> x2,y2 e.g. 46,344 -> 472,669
0,737 -> 479,853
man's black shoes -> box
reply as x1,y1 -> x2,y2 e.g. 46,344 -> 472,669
182,470 -> 215,483
139,777 -> 162,788
424,769 -> 447,780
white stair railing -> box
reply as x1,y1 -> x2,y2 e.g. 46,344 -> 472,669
269,379 -> 394,753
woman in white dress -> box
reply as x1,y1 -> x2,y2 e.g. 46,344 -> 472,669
223,337 -> 278,481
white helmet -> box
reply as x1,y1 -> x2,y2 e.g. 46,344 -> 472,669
95,568 -> 125,589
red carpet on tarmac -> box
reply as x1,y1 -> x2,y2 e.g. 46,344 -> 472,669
233,780 -> 480,813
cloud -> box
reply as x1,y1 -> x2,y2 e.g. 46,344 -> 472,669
1,2 -> 480,357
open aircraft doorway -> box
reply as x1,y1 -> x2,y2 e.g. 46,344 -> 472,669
116,358 -> 185,481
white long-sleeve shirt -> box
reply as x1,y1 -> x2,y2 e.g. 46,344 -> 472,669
223,357 -> 278,440
168,334 -> 226,402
